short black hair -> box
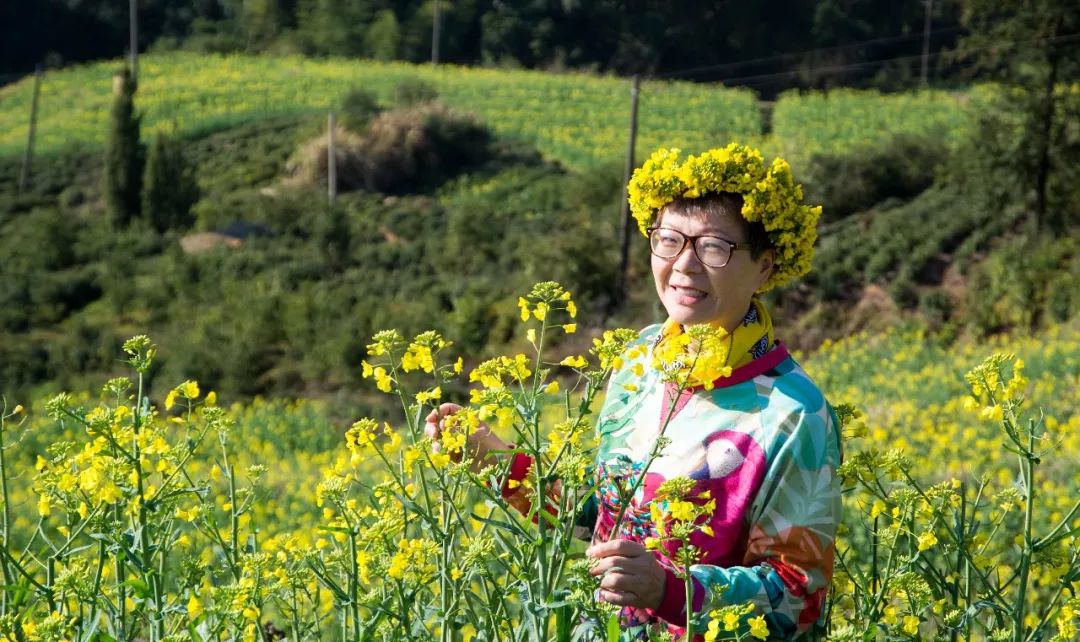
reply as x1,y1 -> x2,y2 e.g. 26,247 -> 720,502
658,193 -> 773,260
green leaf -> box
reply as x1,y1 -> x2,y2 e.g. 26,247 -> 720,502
606,612 -> 620,642
470,512 -> 529,538
555,604 -> 572,642
186,623 -> 205,642
121,578 -> 150,598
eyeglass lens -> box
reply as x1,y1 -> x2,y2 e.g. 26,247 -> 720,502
649,228 -> 732,267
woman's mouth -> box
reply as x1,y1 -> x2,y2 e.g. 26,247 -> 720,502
671,285 -> 708,305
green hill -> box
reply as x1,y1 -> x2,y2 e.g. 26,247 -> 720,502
1,54 -> 1076,411
0,52 -> 762,171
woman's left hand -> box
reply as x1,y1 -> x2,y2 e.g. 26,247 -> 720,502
586,539 -> 667,610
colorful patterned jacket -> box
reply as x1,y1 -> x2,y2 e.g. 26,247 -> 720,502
506,324 -> 843,641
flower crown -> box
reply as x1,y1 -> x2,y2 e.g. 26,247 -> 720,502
627,143 -> 822,292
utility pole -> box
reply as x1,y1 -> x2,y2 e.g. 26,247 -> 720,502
18,65 -> 43,193
920,0 -> 933,86
328,112 -> 337,206
614,75 -> 641,309
431,0 -> 442,66
129,0 -> 139,80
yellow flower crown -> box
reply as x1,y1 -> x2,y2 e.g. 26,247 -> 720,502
627,143 -> 822,292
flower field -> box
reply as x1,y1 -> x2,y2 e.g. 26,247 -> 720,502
2,284 -> 1077,641
0,53 -> 989,174
766,88 -> 973,172
0,52 -> 760,171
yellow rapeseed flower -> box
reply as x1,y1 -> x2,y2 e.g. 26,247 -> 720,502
748,615 -> 769,640
560,355 -> 587,368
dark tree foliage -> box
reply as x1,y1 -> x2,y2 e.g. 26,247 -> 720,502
143,132 -> 199,233
4,0 -> 970,96
955,0 -> 1080,233
104,67 -> 144,228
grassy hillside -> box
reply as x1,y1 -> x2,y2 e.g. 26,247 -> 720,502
766,87 -> 973,172
1,53 -> 1076,410
0,52 -> 762,170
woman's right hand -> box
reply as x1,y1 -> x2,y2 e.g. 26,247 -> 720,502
423,403 -> 510,474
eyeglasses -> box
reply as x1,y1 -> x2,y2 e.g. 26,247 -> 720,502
647,227 -> 748,268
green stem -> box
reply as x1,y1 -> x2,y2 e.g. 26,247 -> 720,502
221,437 -> 241,582
347,522 -> 360,641
1024,548 -> 1080,642
951,483 -> 965,642
133,373 -> 165,642
1012,432 -> 1035,642
1034,499 -> 1080,551
291,586 -> 303,642
85,540 -> 107,640
0,410 -> 14,614
0,545 -> 45,593
683,545 -> 694,641
45,556 -> 56,613
899,468 -> 1010,609
440,499 -> 450,642
114,504 -> 128,640
607,372 -> 690,539
147,421 -> 212,505
870,516 -> 879,595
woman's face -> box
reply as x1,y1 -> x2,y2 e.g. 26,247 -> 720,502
651,207 -> 774,331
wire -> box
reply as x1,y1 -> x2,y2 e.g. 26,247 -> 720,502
686,31 -> 1080,88
654,25 -> 968,80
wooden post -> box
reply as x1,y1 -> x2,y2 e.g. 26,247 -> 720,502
328,112 -> 337,206
129,0 -> 139,81
615,75 -> 641,309
431,0 -> 442,66
18,65 -> 43,193
920,0 -> 933,86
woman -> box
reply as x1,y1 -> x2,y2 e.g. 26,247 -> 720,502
427,144 -> 842,641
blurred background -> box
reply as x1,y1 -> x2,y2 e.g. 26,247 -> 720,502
1,0 -> 1077,417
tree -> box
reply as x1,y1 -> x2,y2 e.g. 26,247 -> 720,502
142,132 -> 199,233
296,0 -> 372,55
956,0 -> 1080,233
363,8 -> 400,60
103,67 -> 144,228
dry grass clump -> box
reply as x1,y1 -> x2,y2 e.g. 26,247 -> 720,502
286,102 -> 491,193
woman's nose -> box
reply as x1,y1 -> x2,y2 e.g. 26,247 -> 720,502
672,242 -> 703,272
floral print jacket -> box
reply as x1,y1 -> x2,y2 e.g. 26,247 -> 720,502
508,324 -> 842,641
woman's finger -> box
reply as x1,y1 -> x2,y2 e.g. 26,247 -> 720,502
586,539 -> 648,560
597,589 -> 639,606
598,572 -> 638,593
587,556 -> 626,577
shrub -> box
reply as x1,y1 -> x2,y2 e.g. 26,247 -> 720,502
918,289 -> 953,325
393,77 -> 439,106
143,132 -> 199,233
965,234 -> 1080,335
288,102 -> 492,194
803,133 -> 945,222
339,88 -> 383,133
103,67 -> 144,228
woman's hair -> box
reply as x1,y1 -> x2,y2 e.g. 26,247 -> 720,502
658,193 -> 774,260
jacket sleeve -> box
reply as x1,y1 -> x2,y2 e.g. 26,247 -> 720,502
647,403 -> 843,640
498,453 -> 599,539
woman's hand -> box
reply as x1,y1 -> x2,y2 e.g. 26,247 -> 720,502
586,539 -> 667,610
423,403 -> 510,474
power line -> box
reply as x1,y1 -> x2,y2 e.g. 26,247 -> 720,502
697,31 -> 1080,88
653,25 -> 968,80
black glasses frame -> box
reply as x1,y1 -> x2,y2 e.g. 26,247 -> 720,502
646,226 -> 749,268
